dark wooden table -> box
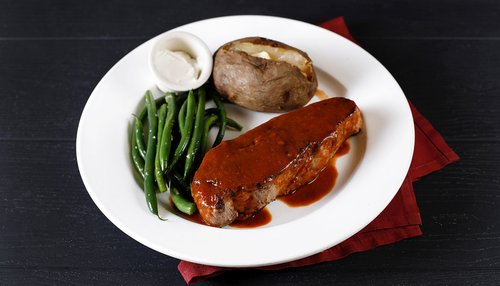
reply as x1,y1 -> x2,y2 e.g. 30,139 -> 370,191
1,0 -> 499,285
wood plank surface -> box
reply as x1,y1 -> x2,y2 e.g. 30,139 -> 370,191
1,0 -> 499,38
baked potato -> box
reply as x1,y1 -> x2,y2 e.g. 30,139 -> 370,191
212,37 -> 318,112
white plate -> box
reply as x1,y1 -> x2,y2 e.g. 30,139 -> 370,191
76,15 -> 414,267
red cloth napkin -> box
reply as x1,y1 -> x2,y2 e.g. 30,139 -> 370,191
178,16 -> 460,284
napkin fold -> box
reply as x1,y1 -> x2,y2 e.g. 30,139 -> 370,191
178,16 -> 459,284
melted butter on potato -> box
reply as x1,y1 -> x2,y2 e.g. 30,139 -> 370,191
229,42 -> 312,79
251,51 -> 272,60
213,37 -> 318,113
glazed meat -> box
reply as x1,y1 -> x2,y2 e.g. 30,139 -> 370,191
191,97 -> 363,227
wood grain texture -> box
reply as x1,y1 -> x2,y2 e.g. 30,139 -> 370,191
1,0 -> 499,285
0,39 -> 143,140
360,39 -> 500,142
1,0 -> 499,38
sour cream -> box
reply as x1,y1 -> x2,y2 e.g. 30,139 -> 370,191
149,31 -> 213,92
154,50 -> 200,85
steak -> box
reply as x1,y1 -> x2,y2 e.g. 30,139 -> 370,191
191,97 -> 363,227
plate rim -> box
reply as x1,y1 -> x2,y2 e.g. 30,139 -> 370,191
76,15 -> 415,267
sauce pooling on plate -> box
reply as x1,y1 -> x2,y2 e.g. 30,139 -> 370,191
278,140 -> 350,207
230,208 -> 272,228
314,89 -> 330,100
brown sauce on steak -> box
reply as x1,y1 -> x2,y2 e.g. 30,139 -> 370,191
192,97 -> 361,227
278,140 -> 350,207
193,98 -> 357,196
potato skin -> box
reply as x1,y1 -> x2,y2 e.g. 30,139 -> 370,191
212,37 -> 318,112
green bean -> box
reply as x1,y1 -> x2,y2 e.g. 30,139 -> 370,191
154,104 -> 167,193
202,114 -> 219,155
143,91 -> 159,215
137,96 -> 166,120
212,93 -> 227,147
204,108 -> 243,131
172,171 -> 190,193
131,95 -> 171,174
225,117 -> 243,131
133,117 -> 147,159
159,93 -> 177,171
178,99 -> 188,137
170,187 -> 196,215
157,104 -> 167,144
184,87 -> 206,179
169,90 -> 195,173
131,118 -> 145,178
135,96 -> 167,151
132,87 -> 243,218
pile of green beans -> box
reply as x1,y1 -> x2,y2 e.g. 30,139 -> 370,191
130,86 -> 242,217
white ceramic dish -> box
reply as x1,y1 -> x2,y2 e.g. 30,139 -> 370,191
149,31 -> 213,92
76,15 -> 414,267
